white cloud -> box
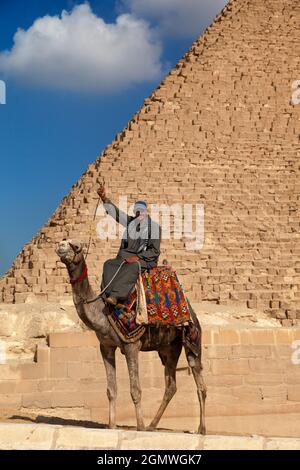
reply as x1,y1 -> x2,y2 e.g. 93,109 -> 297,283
0,3 -> 163,93
121,0 -> 229,38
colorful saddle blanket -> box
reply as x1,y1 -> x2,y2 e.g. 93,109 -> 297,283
107,266 -> 200,353
142,266 -> 192,325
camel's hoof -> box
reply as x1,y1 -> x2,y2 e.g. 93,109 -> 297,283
146,426 -> 155,432
198,425 -> 206,435
137,426 -> 146,432
147,422 -> 157,432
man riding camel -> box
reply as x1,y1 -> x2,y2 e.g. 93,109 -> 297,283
97,182 -> 161,307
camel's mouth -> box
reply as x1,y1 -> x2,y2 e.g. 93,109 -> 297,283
56,239 -> 83,260
56,247 -> 69,257
56,240 -> 72,258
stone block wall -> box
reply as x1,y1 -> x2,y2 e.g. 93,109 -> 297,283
1,328 -> 300,435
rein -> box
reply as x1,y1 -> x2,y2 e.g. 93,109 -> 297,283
70,259 -> 128,306
84,194 -> 101,261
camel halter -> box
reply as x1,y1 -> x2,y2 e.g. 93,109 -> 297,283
70,264 -> 88,285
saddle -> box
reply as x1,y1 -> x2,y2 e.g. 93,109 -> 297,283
106,265 -> 200,352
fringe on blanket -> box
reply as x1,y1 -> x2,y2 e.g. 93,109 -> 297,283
135,274 -> 148,325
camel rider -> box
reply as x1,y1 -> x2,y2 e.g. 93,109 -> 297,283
97,182 -> 161,307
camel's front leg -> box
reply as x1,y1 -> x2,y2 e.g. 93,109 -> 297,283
124,343 -> 145,431
100,344 -> 117,429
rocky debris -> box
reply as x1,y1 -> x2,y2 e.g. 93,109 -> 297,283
0,301 -> 86,361
192,301 -> 281,329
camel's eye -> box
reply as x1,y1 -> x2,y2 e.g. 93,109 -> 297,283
70,241 -> 81,253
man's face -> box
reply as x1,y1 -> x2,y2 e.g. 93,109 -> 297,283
135,208 -> 147,221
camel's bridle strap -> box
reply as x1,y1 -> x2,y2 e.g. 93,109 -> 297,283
70,264 -> 88,285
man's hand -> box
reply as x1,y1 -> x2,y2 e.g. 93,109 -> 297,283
97,180 -> 108,203
125,255 -> 139,264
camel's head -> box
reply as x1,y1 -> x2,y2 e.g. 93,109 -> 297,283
56,239 -> 85,272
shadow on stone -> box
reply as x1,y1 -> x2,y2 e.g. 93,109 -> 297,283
9,414 -> 107,429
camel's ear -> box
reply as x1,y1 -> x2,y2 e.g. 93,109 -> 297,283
69,239 -> 82,253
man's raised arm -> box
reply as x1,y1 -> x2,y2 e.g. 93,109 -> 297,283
97,181 -> 130,227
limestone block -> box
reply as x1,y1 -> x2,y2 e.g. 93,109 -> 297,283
120,430 -> 201,450
203,435 -> 264,450
55,427 -> 119,450
0,423 -> 55,450
266,438 -> 300,450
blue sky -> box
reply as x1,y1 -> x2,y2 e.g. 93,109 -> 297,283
0,0 -> 227,276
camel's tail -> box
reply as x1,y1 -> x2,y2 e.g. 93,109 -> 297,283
184,301 -> 203,368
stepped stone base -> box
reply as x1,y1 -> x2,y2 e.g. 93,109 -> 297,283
1,327 -> 300,438
0,423 -> 299,450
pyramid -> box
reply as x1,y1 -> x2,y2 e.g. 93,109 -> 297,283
1,0 -> 300,324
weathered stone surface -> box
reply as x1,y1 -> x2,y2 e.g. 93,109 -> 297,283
0,312 -> 16,337
265,438 -> 300,450
203,435 -> 264,450
1,328 -> 300,437
49,331 -> 99,348
0,423 -> 55,450
0,423 -> 299,450
120,430 -> 201,450
0,303 -> 81,341
55,427 -> 120,450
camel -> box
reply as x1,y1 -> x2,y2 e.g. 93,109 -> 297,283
56,239 -> 206,434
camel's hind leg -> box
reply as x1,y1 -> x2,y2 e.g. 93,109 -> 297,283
148,340 -> 182,431
185,349 -> 207,435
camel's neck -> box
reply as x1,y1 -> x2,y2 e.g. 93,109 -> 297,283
68,263 -> 106,331
71,272 -> 94,303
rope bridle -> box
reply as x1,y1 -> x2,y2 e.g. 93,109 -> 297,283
84,193 -> 101,262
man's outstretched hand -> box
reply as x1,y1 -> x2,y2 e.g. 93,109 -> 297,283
97,180 -> 107,203
125,255 -> 139,264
